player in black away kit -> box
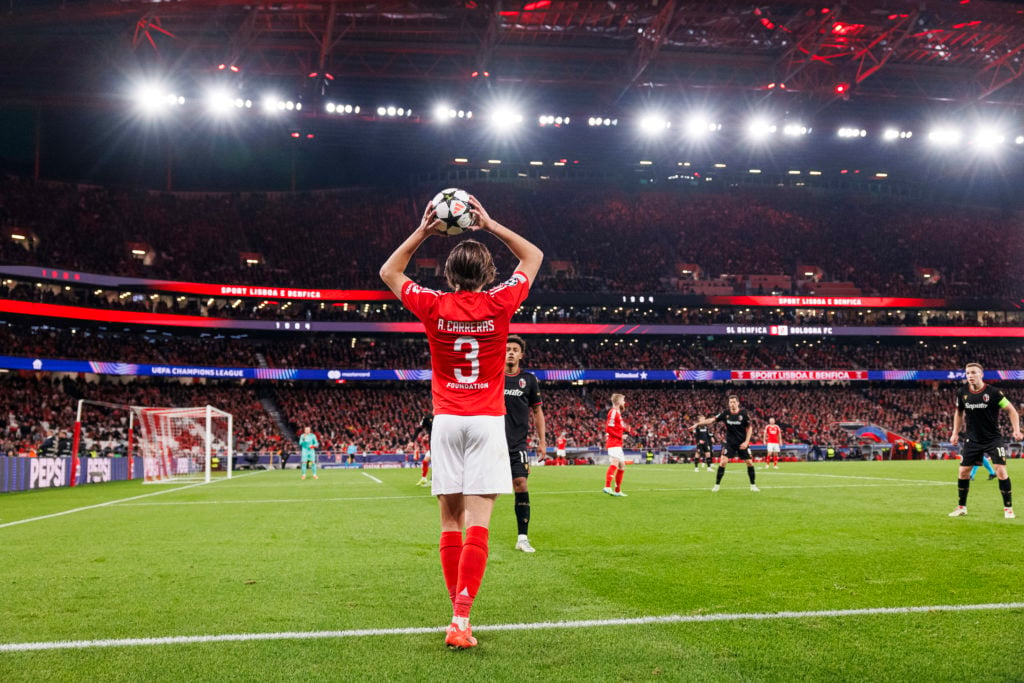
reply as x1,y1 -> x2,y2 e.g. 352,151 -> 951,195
949,362 -> 1022,519
694,417 -> 713,471
415,413 -> 434,486
504,335 -> 546,552
692,395 -> 759,492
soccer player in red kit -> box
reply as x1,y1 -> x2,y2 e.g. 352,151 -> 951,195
555,433 -> 567,465
602,393 -> 629,497
764,417 -> 782,469
380,195 -> 543,650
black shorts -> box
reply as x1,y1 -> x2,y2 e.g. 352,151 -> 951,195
721,444 -> 752,461
961,441 -> 1008,467
696,442 -> 711,455
510,450 -> 530,479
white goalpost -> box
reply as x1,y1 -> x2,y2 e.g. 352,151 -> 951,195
131,405 -> 234,484
71,400 -> 234,485
130,405 -> 234,485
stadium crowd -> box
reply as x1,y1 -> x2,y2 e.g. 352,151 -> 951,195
4,372 -> 1019,459
2,175 -> 1021,298
2,324 -> 1021,373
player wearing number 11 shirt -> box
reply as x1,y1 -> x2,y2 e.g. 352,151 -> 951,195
380,194 -> 543,651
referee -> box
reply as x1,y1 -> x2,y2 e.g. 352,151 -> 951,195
504,335 -> 546,553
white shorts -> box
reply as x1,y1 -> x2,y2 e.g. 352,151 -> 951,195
608,446 -> 625,465
430,415 -> 512,496
555,449 -> 566,457
766,444 -> 780,454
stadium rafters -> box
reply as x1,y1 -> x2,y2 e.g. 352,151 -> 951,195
1,1 -> 1024,109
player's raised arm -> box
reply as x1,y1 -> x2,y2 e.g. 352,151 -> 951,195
691,416 -> 715,430
379,201 -> 440,298
467,195 -> 543,286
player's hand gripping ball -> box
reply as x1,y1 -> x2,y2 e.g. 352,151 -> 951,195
430,188 -> 476,235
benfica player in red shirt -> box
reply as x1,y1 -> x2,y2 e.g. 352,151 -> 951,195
764,417 -> 782,469
380,195 -> 543,650
602,393 -> 630,496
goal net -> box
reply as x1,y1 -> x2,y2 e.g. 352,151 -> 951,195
131,405 -> 234,484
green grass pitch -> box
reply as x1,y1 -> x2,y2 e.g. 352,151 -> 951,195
2,461 -> 1023,681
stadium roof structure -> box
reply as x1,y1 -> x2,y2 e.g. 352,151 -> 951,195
2,0 -> 1024,112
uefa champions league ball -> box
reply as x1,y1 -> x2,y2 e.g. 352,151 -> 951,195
431,188 -> 475,235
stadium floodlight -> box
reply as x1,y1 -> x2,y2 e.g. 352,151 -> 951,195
883,128 -> 913,140
972,127 -> 1005,149
783,123 -> 810,137
433,103 -> 453,122
746,118 -> 776,140
1016,135 -> 1024,145
489,106 -> 524,131
837,127 -> 867,138
205,88 -> 236,116
133,85 -> 184,115
538,114 -> 571,127
261,94 -> 283,114
638,114 -> 670,136
685,115 -> 721,138
927,127 -> 961,146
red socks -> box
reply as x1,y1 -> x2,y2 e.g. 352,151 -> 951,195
421,461 -> 430,477
439,531 -> 463,606
614,468 -> 624,492
605,465 -> 617,488
453,526 -> 489,619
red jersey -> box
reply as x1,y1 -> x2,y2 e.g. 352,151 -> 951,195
765,424 -> 781,445
555,436 -> 567,450
605,408 -> 624,448
402,272 -> 530,417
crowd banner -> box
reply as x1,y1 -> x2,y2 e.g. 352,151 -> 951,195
0,355 -> 1021,382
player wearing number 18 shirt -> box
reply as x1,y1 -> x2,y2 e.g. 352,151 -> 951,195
949,362 -> 1022,519
380,194 -> 543,650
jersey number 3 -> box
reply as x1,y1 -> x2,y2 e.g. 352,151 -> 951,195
454,336 -> 480,384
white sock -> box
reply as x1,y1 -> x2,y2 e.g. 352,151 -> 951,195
452,616 -> 469,630
517,534 -> 528,542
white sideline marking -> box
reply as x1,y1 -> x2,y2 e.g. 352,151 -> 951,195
0,471 -> 263,530
361,472 -> 383,484
2,602 -> 1022,653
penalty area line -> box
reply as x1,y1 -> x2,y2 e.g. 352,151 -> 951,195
2,602 -> 1023,653
361,472 -> 383,484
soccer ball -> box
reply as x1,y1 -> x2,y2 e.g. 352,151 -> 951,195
431,188 -> 475,235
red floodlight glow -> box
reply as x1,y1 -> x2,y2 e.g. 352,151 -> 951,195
831,22 -> 864,36
290,132 -> 300,138
229,65 -> 239,73
306,134 -> 315,139
834,82 -> 850,95
523,0 -> 551,9
308,72 -> 319,78
217,64 -> 226,70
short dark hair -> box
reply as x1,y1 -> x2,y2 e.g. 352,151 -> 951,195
507,335 -> 526,354
966,362 -> 984,371
728,394 -> 739,401
444,239 -> 497,291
